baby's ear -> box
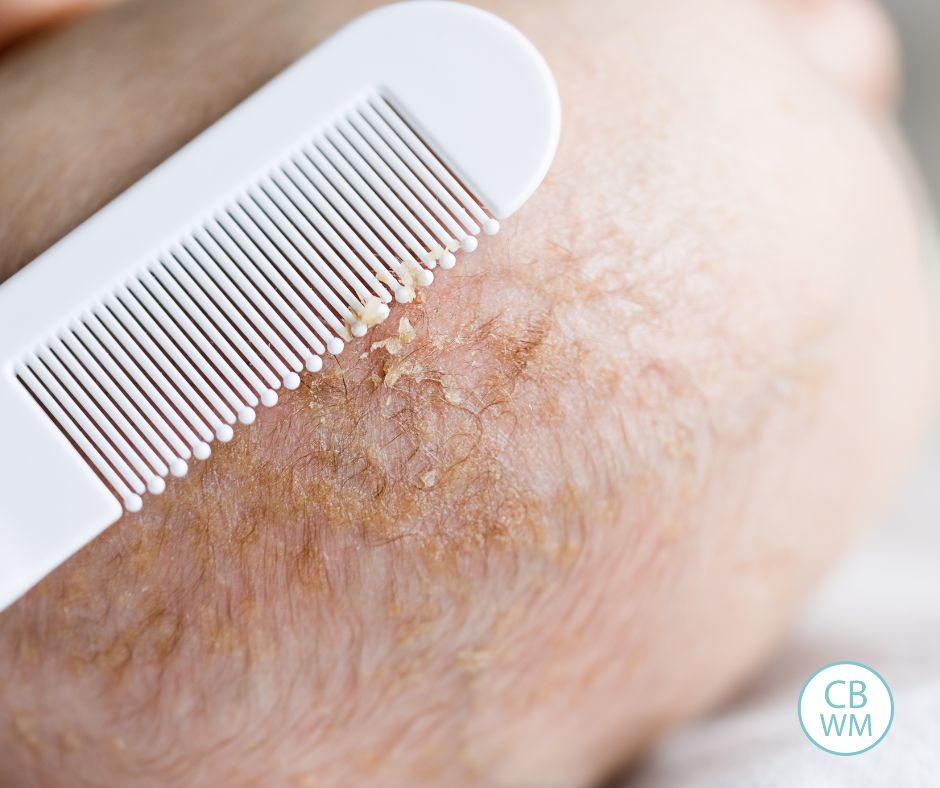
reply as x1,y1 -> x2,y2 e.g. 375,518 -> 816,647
774,0 -> 901,114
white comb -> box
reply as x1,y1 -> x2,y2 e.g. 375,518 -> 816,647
0,0 -> 560,611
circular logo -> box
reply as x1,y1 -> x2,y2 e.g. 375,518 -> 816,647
798,661 -> 893,755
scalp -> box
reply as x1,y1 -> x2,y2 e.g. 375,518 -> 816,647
0,0 -> 932,785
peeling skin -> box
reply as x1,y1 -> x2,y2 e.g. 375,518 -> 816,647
373,258 -> 431,305
440,374 -> 464,405
370,316 -> 416,357
399,259 -> 426,290
371,316 -> 425,388
398,316 -> 416,345
283,289 -> 577,564
376,268 -> 398,290
381,356 -> 423,389
357,294 -> 388,328
0,0 -> 932,785
456,648 -> 493,675
396,258 -> 434,303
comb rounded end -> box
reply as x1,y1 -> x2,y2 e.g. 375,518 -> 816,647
124,494 -> 143,513
147,476 -> 166,495
216,424 -> 234,442
327,337 -> 345,355
351,2 -> 560,219
170,459 -> 188,477
261,388 -> 278,407
283,372 -> 301,390
193,441 -> 211,460
238,407 -> 256,425
306,354 -> 324,372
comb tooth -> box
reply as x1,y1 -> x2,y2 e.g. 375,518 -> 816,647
12,90 -> 514,513
122,282 -> 242,433
250,184 -> 363,314
28,355 -> 147,503
314,135 -> 428,262
267,171 -> 379,306
362,100 -> 490,244
128,273 -> 257,424
325,125 -> 439,259
211,213 -> 327,367
311,136 -> 428,272
34,346 -> 154,496
0,1 -> 565,609
358,100 -> 494,257
236,196 -> 351,338
106,293 -> 232,442
292,150 -> 415,290
190,228 -> 304,387
354,103 -> 476,247
303,143 -> 420,270
280,159 -> 400,299
228,200 -> 346,350
158,253 -> 281,400
177,241 -> 297,384
204,223 -> 319,373
363,100 -> 479,237
282,155 -> 437,308
139,268 -> 260,419
91,306 -> 211,456
49,335 -> 170,489
60,326 -> 182,475
339,115 -> 456,254
371,95 -> 497,234
17,362 -> 144,511
72,319 -> 191,472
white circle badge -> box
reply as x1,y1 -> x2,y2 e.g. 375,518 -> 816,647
798,661 -> 893,755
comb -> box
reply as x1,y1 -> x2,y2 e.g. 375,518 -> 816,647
0,0 -> 560,611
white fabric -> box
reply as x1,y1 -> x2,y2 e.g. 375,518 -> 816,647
630,440 -> 940,788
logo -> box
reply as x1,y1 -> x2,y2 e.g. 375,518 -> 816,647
798,661 -> 893,755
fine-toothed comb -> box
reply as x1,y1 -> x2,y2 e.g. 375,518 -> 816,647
0,1 -> 560,611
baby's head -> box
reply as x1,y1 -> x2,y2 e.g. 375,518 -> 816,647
0,0 -> 931,785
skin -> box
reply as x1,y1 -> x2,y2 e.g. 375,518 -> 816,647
0,0 -> 932,785
0,0 -> 107,47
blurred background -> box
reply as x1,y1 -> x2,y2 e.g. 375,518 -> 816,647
888,0 -> 940,197
631,2 -> 940,784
